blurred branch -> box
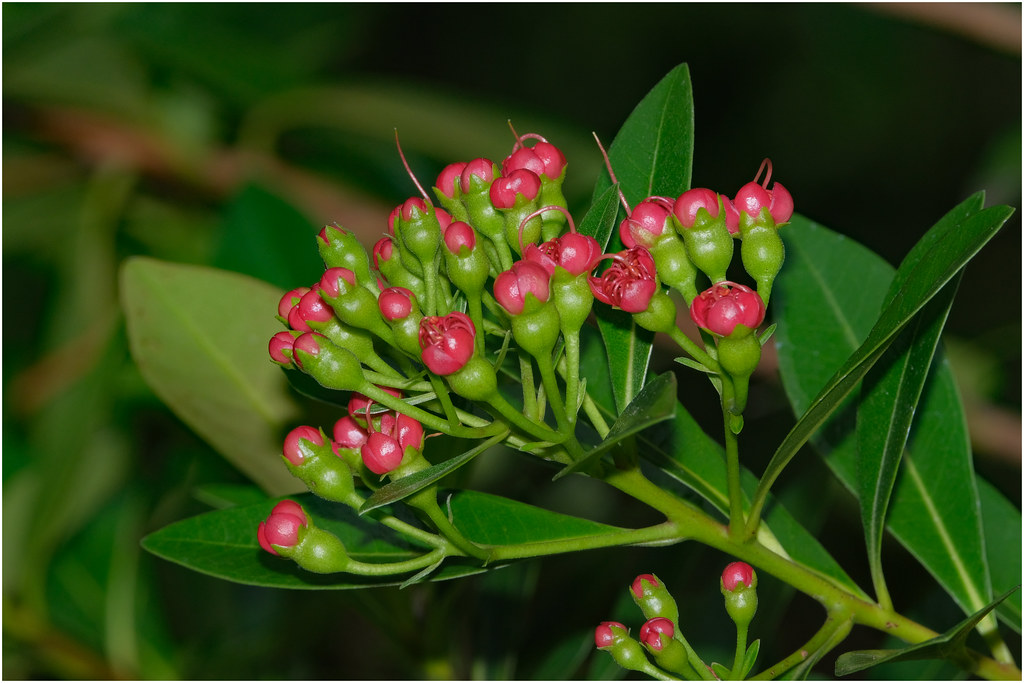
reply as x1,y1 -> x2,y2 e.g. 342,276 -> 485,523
867,3 -> 1021,54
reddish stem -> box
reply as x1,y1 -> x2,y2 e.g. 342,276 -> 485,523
592,132 -> 631,215
754,158 -> 773,189
394,129 -> 430,201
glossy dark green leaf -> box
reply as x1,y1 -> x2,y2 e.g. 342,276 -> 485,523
592,63 -> 694,208
360,428 -> 510,513
834,588 -> 1017,676
142,490 -> 621,589
979,478 -> 1023,632
553,372 -> 677,480
590,63 -> 695,415
753,198 -> 1012,519
121,257 -> 302,494
857,274 -> 961,601
578,183 -> 625,252
773,214 -> 1015,628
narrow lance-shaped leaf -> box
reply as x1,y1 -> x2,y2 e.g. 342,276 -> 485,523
834,587 -> 1019,676
553,372 -> 677,480
750,199 -> 1013,526
857,274 -> 961,604
359,428 -> 510,513
773,214 -> 1019,630
590,63 -> 695,414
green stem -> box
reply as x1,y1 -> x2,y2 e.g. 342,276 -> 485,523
731,621 -> 749,680
721,386 -> 745,539
534,353 -> 570,436
668,326 -> 720,373
407,489 -> 489,561
345,547 -> 447,577
485,390 -> 567,448
360,383 -> 504,440
486,521 -> 680,562
562,329 -> 582,426
749,611 -> 853,680
582,393 -> 611,439
519,355 -> 538,419
427,373 -> 460,428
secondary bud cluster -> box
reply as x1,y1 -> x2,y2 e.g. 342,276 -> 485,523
595,564 -> 761,679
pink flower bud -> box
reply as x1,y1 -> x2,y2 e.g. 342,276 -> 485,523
460,158 -> 496,194
638,617 -> 675,651
525,233 -> 603,277
721,561 -> 756,592
434,207 -> 453,233
258,500 -> 307,555
386,206 -> 401,236
673,188 -> 722,228
378,286 -> 415,321
400,197 -> 429,223
380,411 -> 425,453
291,332 -> 324,370
620,198 -> 674,248
318,267 -> 357,299
532,141 -> 567,179
278,287 -> 310,318
689,282 -> 765,336
283,425 -> 323,465
494,260 -> 551,315
588,247 -> 659,314
631,573 -> 661,599
594,621 -> 627,649
361,431 -> 404,475
436,162 -> 467,199
734,180 -> 793,225
502,147 -> 546,177
418,312 -> 476,376
372,237 -> 395,269
296,289 -> 334,327
332,415 -> 367,450
443,220 -> 477,255
489,169 -> 541,209
269,330 -> 297,365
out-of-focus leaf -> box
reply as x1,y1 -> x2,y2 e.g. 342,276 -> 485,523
213,183 -> 323,291
773,214 -> 1016,627
121,257 -> 302,494
979,478 -> 1023,632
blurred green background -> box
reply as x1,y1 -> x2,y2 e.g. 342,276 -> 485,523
4,3 -> 1020,679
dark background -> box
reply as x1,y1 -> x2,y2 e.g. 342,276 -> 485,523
4,3 -> 1020,679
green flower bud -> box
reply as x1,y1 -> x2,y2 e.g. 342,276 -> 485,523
281,426 -> 357,505
633,290 -> 677,335
292,332 -> 367,392
318,225 -> 374,290
673,190 -> 736,284
630,573 -> 680,624
444,356 -> 498,402
739,207 -> 785,304
721,561 -> 758,629
649,231 -> 699,304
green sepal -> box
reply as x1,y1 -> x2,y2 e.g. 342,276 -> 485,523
394,201 -> 443,274
631,573 -> 680,624
644,630 -> 698,679
320,284 -> 396,344
633,290 -> 677,335
444,356 -> 498,402
550,269 -> 594,336
510,299 -> 561,362
676,198 -> 734,284
501,193 -> 543,258
278,524 -> 352,575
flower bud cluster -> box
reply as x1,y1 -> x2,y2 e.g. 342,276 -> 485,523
595,566 -> 761,679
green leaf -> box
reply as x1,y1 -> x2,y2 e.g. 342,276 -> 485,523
121,257 -> 302,495
834,588 -> 1018,676
359,429 -> 510,513
753,198 -> 1012,519
979,478 -> 1023,632
742,639 -> 760,679
553,372 -> 677,480
857,274 -> 961,602
142,490 -> 621,589
214,183 -> 324,290
773,214 -> 1013,625
590,63 -> 695,415
578,183 -> 625,252
592,63 -> 694,208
